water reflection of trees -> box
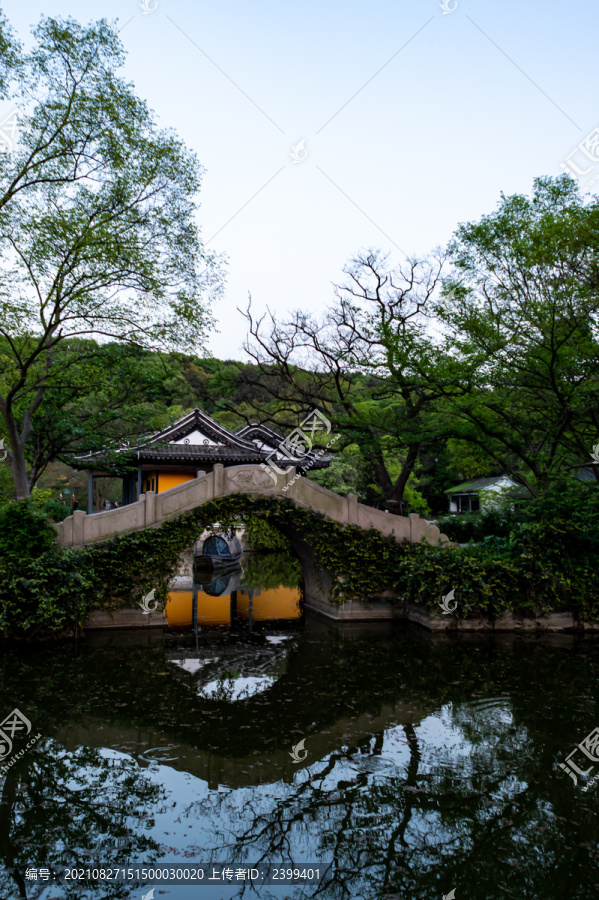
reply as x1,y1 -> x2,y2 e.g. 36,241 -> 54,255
0,742 -> 164,899
2,630 -> 599,898
182,705 -> 599,900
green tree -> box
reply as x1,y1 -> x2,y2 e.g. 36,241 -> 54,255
243,250 -> 453,510
0,14 -> 221,498
18,341 -> 174,488
439,175 -> 599,496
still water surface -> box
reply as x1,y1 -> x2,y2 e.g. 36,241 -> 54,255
1,564 -> 599,899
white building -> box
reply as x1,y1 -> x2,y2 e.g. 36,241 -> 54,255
445,475 -> 521,514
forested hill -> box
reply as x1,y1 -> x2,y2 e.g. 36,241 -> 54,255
0,342 -> 481,516
2,177 -> 598,516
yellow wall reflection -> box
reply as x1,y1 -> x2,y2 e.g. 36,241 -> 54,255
164,587 -> 301,627
165,591 -> 230,627
237,588 -> 301,621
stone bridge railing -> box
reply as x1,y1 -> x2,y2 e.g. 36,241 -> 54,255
56,464 -> 450,548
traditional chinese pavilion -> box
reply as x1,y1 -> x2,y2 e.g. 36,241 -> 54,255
76,407 -> 332,512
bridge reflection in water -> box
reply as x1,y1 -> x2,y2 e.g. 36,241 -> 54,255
3,612 -> 592,900
163,554 -> 303,705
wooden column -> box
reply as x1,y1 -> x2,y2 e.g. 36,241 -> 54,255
87,471 -> 93,515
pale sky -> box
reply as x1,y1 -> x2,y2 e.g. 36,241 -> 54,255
4,0 -> 599,359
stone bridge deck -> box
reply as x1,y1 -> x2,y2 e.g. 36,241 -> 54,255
56,463 -> 449,548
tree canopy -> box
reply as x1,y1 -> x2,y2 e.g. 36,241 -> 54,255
441,175 -> 599,496
0,27 -> 595,525
0,13 -> 222,497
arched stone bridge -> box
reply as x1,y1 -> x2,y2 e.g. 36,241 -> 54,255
56,463 -> 450,549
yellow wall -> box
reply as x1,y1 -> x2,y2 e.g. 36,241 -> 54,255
142,471 -> 195,494
237,587 -> 301,621
157,472 -> 196,493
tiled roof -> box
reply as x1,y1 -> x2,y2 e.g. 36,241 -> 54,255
75,407 -> 334,472
139,408 -> 260,452
236,422 -> 333,469
137,446 -> 266,462
445,476 -> 516,494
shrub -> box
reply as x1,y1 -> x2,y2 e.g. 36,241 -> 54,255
522,477 -> 599,530
435,506 -> 520,543
0,501 -> 58,561
0,502 -> 93,638
0,464 -> 15,505
436,479 -> 599,544
41,501 -> 74,523
0,552 -> 93,637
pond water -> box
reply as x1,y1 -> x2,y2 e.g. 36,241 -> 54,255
1,558 -> 599,899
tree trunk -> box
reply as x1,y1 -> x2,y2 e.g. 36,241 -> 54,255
9,450 -> 30,500
386,442 -> 421,515
4,411 -> 30,500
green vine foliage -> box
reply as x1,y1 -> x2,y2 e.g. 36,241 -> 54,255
242,515 -> 290,551
1,494 -> 598,640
